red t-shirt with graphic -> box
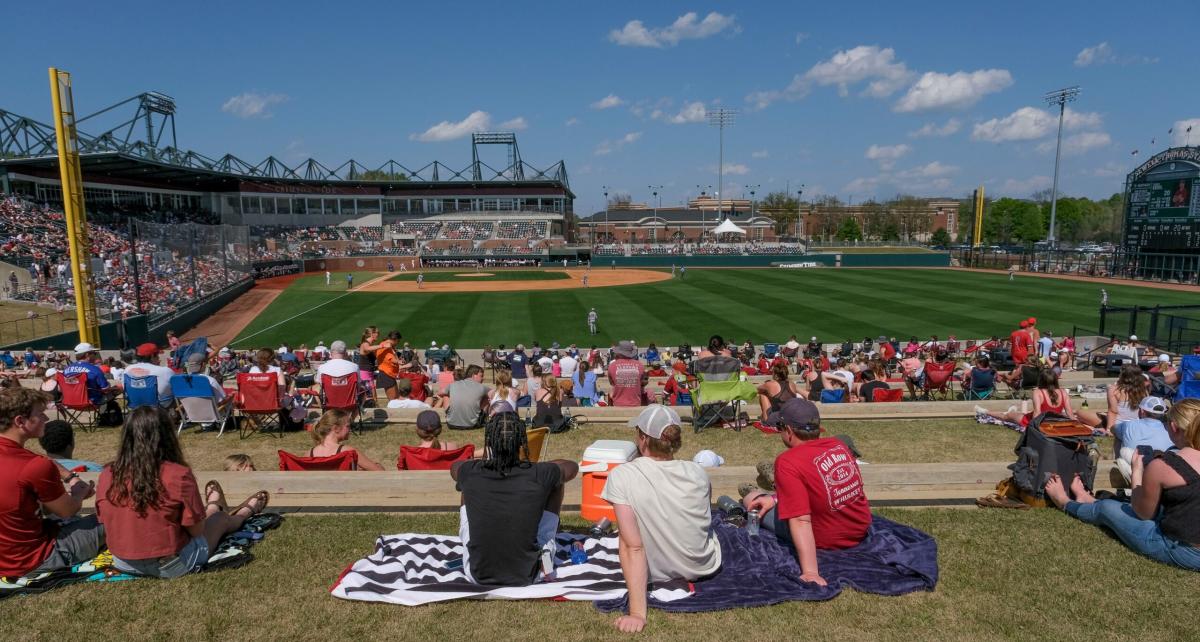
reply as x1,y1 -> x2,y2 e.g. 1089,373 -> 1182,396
0,438 -> 65,576
607,359 -> 645,407
774,437 -> 872,550
1010,330 -> 1032,362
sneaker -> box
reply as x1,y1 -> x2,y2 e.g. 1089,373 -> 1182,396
974,405 -> 987,415
1006,405 -> 1018,414
1108,466 -> 1130,490
755,460 -> 776,491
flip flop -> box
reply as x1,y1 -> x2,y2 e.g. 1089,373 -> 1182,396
229,490 -> 270,517
204,480 -> 227,511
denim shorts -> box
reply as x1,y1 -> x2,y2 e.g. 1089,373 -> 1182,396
113,535 -> 210,579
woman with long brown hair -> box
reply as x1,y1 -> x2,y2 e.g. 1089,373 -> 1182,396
358,325 -> 383,391
97,406 -> 268,578
248,347 -> 285,388
1107,364 -> 1149,433
757,361 -> 801,423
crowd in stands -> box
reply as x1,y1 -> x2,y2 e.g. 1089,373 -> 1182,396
439,221 -> 493,241
595,241 -> 807,257
496,220 -> 547,240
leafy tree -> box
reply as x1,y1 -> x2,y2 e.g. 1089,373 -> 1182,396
879,219 -> 901,241
355,169 -> 408,181
930,227 -> 951,247
837,217 -> 863,242
758,191 -> 799,234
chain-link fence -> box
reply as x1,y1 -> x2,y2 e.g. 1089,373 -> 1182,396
952,248 -> 1200,285
1099,305 -> 1200,355
130,220 -> 252,323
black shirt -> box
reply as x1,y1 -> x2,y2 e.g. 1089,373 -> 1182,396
860,380 -> 890,402
456,460 -> 562,586
506,352 -> 528,379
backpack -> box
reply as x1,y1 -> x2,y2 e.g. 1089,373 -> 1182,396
1007,413 -> 1098,506
97,399 -> 124,427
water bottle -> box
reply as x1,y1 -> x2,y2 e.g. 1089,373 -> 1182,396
570,541 -> 588,565
589,517 -> 611,539
715,495 -> 746,518
747,510 -> 760,537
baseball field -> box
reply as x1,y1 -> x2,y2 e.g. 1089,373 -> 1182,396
228,268 -> 1198,349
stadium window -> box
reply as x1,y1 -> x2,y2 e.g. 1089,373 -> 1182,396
225,195 -> 240,213
306,198 -> 322,214
243,196 -> 261,214
340,199 -> 356,215
357,198 -> 380,215
277,198 -> 291,215
261,197 -> 277,215
292,198 -> 306,214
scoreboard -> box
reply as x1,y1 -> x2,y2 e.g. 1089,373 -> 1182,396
1125,148 -> 1200,253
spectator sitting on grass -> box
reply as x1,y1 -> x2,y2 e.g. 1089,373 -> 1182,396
38,419 -> 102,472
412,409 -> 459,452
223,454 -> 256,471
386,378 -> 432,410
644,343 -> 660,364
821,358 -> 855,394
307,409 -> 384,470
998,353 -> 1041,392
1044,398 -> 1200,572
758,362 -> 802,422
858,370 -> 889,402
183,353 -> 232,414
900,351 -> 926,400
1112,396 -> 1173,484
64,342 -> 122,406
1106,364 -> 1149,434
963,356 -> 997,397
447,365 -> 489,430
39,367 -> 61,403
316,340 -> 358,379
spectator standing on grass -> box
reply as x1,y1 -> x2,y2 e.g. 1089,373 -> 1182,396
608,341 -> 645,407
1010,320 -> 1033,364
326,270 -> 331,286
0,388 -> 106,578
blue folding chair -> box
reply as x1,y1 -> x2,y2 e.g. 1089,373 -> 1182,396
124,374 -> 162,410
819,388 -> 846,404
763,343 -> 780,359
170,374 -> 232,436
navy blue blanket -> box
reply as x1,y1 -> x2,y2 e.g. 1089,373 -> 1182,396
596,513 -> 937,613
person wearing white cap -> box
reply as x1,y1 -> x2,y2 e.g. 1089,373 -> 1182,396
1153,353 -> 1180,391
601,404 -> 721,633
1111,395 -> 1174,483
63,342 -> 122,406
692,450 -> 724,468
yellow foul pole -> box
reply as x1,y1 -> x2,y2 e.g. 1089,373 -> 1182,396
972,185 -> 985,248
48,68 -> 100,346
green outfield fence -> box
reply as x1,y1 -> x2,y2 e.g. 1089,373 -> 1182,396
952,248 -> 1200,285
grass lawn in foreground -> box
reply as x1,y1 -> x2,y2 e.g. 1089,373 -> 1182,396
231,268 -> 1197,348
47,418 -> 1104,472
387,270 -> 571,282
2,508 -> 1194,641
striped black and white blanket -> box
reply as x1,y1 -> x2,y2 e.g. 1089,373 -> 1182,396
330,531 -> 693,606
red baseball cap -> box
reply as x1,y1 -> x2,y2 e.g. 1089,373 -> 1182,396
1019,320 -> 1029,328
135,342 -> 161,358
1027,317 -> 1037,325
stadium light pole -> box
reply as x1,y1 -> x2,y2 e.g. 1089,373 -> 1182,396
1044,86 -> 1080,248
706,109 -> 737,232
602,185 -> 609,246
648,185 -> 662,242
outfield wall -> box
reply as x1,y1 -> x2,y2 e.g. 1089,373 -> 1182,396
599,253 -> 950,268
303,257 -> 422,272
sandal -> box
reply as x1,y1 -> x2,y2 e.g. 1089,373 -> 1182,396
229,490 -> 270,517
204,480 -> 228,511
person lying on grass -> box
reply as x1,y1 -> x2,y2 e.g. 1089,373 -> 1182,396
1044,399 -> 1200,572
603,404 -> 722,634
96,406 -> 270,579
744,398 -> 872,586
306,409 -> 384,470
0,388 -> 106,578
977,370 -> 1094,428
450,411 -> 577,587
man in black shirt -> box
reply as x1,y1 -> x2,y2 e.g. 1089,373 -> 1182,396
506,344 -> 529,390
451,411 -> 578,586
858,370 -> 890,402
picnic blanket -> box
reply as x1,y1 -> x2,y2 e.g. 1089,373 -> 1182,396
0,513 -> 283,600
973,411 -> 1108,436
595,513 -> 938,613
330,531 -> 693,606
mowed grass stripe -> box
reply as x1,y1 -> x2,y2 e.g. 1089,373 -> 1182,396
231,269 -> 1198,347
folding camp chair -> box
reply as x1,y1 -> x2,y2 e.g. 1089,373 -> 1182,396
963,385 -> 996,401
762,343 -> 780,360
123,374 -> 162,410
56,373 -> 99,432
396,444 -> 475,470
690,373 -> 758,433
278,449 -> 359,471
170,374 -> 232,436
525,426 -> 549,462
1176,355 -> 1200,402
922,360 -> 957,400
819,388 -> 846,404
871,387 -> 904,403
236,372 -> 283,439
321,373 -> 365,433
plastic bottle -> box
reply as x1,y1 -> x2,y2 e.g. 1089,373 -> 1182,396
746,509 -> 760,537
570,541 -> 588,565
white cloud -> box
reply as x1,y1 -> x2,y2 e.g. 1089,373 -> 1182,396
745,90 -> 783,111
795,32 -> 810,45
609,12 -> 738,48
999,175 -> 1053,196
498,116 -> 528,131
894,69 -> 1012,112
865,143 -> 911,170
1075,42 -> 1115,67
896,161 -> 959,180
594,131 -> 642,156
971,106 -> 1103,142
909,118 -> 962,138
591,94 -> 626,110
410,110 -> 493,142
221,92 -> 288,118
720,163 -> 750,175
565,117 -> 580,126
804,45 -> 912,98
1036,131 -> 1111,155
1170,119 -> 1200,146
751,149 -> 770,159
664,101 -> 707,124
844,176 -> 880,194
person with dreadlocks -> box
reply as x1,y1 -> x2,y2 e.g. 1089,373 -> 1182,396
450,409 -> 578,586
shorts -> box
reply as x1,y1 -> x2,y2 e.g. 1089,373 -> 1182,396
113,535 -> 210,579
375,372 -> 397,390
458,506 -> 558,585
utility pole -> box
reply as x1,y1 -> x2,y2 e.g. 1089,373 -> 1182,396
1044,86 -> 1080,248
706,109 -> 737,232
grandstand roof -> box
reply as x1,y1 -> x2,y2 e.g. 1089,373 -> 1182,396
578,207 -> 773,225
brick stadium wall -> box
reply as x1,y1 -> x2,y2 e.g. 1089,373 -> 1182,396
302,257 -> 422,272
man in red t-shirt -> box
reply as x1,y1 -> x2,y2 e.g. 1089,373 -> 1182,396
1010,320 -> 1033,364
607,341 -> 646,407
0,388 -> 105,577
745,398 -> 871,586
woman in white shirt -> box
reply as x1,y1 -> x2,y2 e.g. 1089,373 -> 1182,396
249,348 -> 286,388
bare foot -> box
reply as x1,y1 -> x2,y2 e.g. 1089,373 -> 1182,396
1043,474 -> 1071,510
1069,475 -> 1096,504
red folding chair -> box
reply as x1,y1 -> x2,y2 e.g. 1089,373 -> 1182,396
396,444 -> 475,470
278,449 -> 359,471
922,360 -> 958,400
56,373 -> 99,432
321,374 -> 365,433
871,387 -> 905,403
236,372 -> 283,439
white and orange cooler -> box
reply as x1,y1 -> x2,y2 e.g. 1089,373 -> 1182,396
578,440 -> 638,521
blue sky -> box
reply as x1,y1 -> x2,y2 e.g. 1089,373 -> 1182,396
5,1 -> 1199,214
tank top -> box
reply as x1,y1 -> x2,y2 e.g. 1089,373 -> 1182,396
358,346 -> 377,372
1115,399 -> 1138,423
1158,451 -> 1200,546
534,393 -> 563,428
768,381 -> 796,412
807,374 -> 823,399
1036,389 -> 1068,414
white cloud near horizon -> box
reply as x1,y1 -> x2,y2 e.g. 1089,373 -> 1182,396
893,69 -> 1012,112
591,94 -> 626,110
609,12 -> 738,48
865,143 -> 911,170
972,106 -> 1103,142
909,118 -> 962,138
1036,131 -> 1111,155
221,92 -> 288,118
411,110 -> 527,142
594,131 -> 643,155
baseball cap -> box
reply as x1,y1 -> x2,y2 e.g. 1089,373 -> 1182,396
692,449 -> 725,468
135,342 -> 160,357
1159,354 -> 1171,363
627,404 -> 681,439
1019,320 -> 1029,328
219,347 -> 231,357
74,342 -> 96,356
773,398 -> 822,432
416,410 -> 441,431
1130,335 -> 1138,341
431,341 -> 437,347
1139,396 -> 1168,416
44,367 -> 58,378
1028,317 -> 1037,325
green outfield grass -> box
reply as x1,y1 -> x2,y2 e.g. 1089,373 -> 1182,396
387,270 -> 571,282
231,268 -> 1196,348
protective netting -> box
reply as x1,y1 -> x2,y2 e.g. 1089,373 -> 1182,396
127,220 -> 252,323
